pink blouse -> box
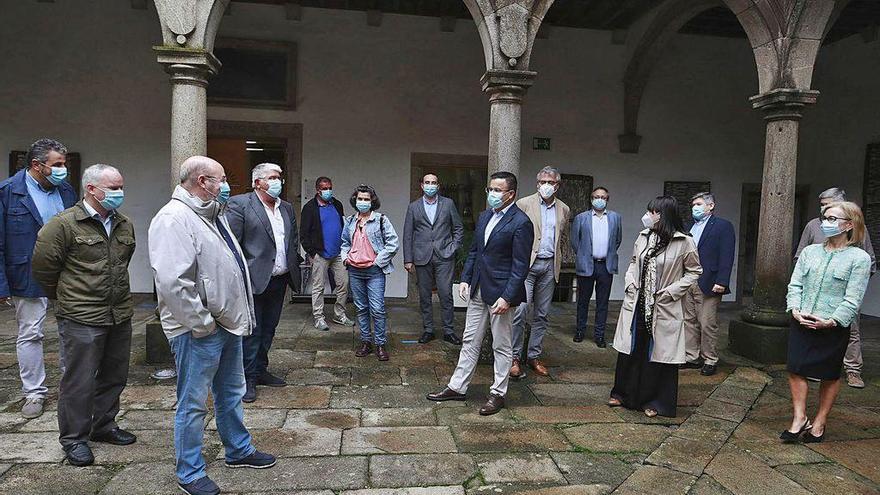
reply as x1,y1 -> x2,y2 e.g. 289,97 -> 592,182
347,223 -> 377,268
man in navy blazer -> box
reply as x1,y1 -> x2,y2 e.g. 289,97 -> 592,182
570,186 -> 622,347
226,163 -> 303,403
683,192 -> 735,376
427,171 -> 533,416
0,138 -> 77,419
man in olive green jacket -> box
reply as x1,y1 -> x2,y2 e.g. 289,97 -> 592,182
32,164 -> 136,467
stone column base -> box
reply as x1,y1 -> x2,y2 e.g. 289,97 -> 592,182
728,319 -> 789,364
146,318 -> 174,365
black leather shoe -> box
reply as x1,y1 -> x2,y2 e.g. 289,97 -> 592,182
64,442 -> 94,466
426,387 -> 466,402
243,379 -> 257,403
443,333 -> 462,345
680,360 -> 704,370
801,430 -> 825,443
258,372 -> 287,387
700,364 -> 717,376
90,427 -> 137,446
594,337 -> 606,348
376,345 -> 390,361
573,332 -> 584,343
418,332 -> 435,344
479,394 -> 505,416
779,418 -> 812,443
355,342 -> 373,358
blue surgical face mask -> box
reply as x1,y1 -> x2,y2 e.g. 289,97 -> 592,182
46,166 -> 68,186
592,198 -> 607,210
265,179 -> 282,199
423,184 -> 439,197
487,190 -> 505,209
692,205 -> 707,221
97,188 -> 124,210
356,200 -> 372,213
821,219 -> 844,238
217,181 -> 231,204
320,189 -> 333,201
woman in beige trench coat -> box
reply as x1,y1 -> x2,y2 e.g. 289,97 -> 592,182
609,196 -> 702,417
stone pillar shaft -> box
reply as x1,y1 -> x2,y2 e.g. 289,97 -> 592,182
481,70 -> 536,179
743,89 -> 818,326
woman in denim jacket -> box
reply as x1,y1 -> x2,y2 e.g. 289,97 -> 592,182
341,184 -> 399,361
782,201 -> 871,444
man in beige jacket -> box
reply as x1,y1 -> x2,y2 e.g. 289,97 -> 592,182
510,166 -> 571,378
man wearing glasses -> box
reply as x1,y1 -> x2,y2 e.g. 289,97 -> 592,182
795,187 -> 875,389
428,171 -> 533,416
226,163 -> 302,403
509,166 -> 570,378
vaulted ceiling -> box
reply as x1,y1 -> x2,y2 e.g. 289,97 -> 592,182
234,0 -> 880,44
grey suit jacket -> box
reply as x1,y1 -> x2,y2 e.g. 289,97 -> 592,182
403,195 -> 464,266
226,192 -> 303,295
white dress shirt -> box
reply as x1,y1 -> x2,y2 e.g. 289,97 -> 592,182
83,200 -> 114,236
423,196 -> 438,225
263,198 -> 288,276
690,214 -> 711,247
591,209 -> 610,259
537,199 -> 556,258
485,203 -> 513,246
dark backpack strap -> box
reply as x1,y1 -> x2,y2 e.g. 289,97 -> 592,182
379,214 -> 386,246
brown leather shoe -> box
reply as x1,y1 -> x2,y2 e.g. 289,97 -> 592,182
426,387 -> 466,402
355,342 -> 372,358
376,345 -> 389,361
479,394 -> 505,416
527,358 -> 549,377
509,358 -> 524,379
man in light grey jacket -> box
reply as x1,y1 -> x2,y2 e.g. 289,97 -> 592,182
149,156 -> 275,495
403,173 -> 464,345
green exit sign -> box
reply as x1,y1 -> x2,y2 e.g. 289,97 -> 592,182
533,137 -> 551,150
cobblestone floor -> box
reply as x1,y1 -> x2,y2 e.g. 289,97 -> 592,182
0,298 -> 877,494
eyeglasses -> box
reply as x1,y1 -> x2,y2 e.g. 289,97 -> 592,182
822,216 -> 850,222
485,187 -> 509,194
204,175 -> 228,183
260,177 -> 285,184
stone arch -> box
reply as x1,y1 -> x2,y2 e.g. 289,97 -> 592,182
619,0 -> 724,153
154,0 -> 230,51
461,0 -> 555,72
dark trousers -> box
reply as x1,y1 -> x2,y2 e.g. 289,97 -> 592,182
243,274 -> 288,379
576,260 -> 614,339
416,255 -> 455,336
57,317 -> 132,447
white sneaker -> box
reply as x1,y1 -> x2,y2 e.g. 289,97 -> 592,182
315,318 -> 330,331
332,315 -> 355,327
150,368 -> 177,380
21,397 -> 44,419
846,371 -> 865,389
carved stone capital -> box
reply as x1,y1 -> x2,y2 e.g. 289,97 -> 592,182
154,47 -> 221,87
750,88 -> 819,121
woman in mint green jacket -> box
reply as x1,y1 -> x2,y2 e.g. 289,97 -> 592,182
782,202 -> 872,444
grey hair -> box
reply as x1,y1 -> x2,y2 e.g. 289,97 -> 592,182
81,164 -> 119,190
818,187 -> 846,202
691,191 -> 716,205
536,166 -> 561,181
179,156 -> 221,185
27,138 -> 67,166
252,162 -> 283,184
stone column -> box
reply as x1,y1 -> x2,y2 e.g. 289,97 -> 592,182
481,70 -> 536,178
729,88 -> 817,363
155,47 -> 220,190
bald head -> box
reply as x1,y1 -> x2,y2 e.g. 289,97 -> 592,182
179,156 -> 226,201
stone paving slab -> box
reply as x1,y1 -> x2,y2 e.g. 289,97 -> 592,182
286,367 -> 352,386
705,445 -> 811,495
563,423 -> 670,453
708,384 -> 762,408
119,385 -> 177,410
369,453 -> 476,487
118,409 -> 176,431
208,408 -> 285,430
342,426 -> 457,454
453,424 -> 571,453
17,409 -> 61,432
612,407 -> 693,425
550,451 -> 633,488
245,386 -> 332,409
695,399 -> 750,424
361,407 -> 438,427
245,427 -> 342,457
775,462 -> 880,494
400,366 -> 440,385
476,453 -> 566,484
645,435 -> 722,476
209,456 -> 369,491
435,406 -> 513,425
550,366 -> 615,384
316,350 -> 449,368
0,432 -> 64,463
330,385 -> 436,408
511,405 -> 622,424
612,465 -> 696,495
527,383 -> 609,405
284,408 -> 360,430
269,349 -> 317,369
98,461 -> 181,495
343,487 -> 464,495
352,367 -> 403,386
807,438 -> 880,483
90,429 -> 177,465
690,475 -> 734,495
0,412 -> 29,432
673,414 -> 738,444
466,484 -> 608,495
462,383 -> 541,407
0,463 -> 115,495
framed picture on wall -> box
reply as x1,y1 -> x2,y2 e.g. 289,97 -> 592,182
208,38 -> 297,110
9,150 -> 82,194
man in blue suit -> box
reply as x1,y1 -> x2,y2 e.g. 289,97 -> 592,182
427,171 -> 533,416
0,138 -> 77,419
570,186 -> 622,347
682,192 -> 735,376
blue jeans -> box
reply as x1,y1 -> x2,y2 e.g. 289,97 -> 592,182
348,265 -> 387,345
243,275 -> 287,379
577,260 -> 614,339
170,330 -> 255,485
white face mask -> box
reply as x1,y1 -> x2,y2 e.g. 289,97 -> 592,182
641,212 -> 658,229
538,183 -> 555,199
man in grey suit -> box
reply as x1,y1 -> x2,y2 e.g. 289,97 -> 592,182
226,163 -> 302,403
571,186 -> 622,347
403,173 -> 464,345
